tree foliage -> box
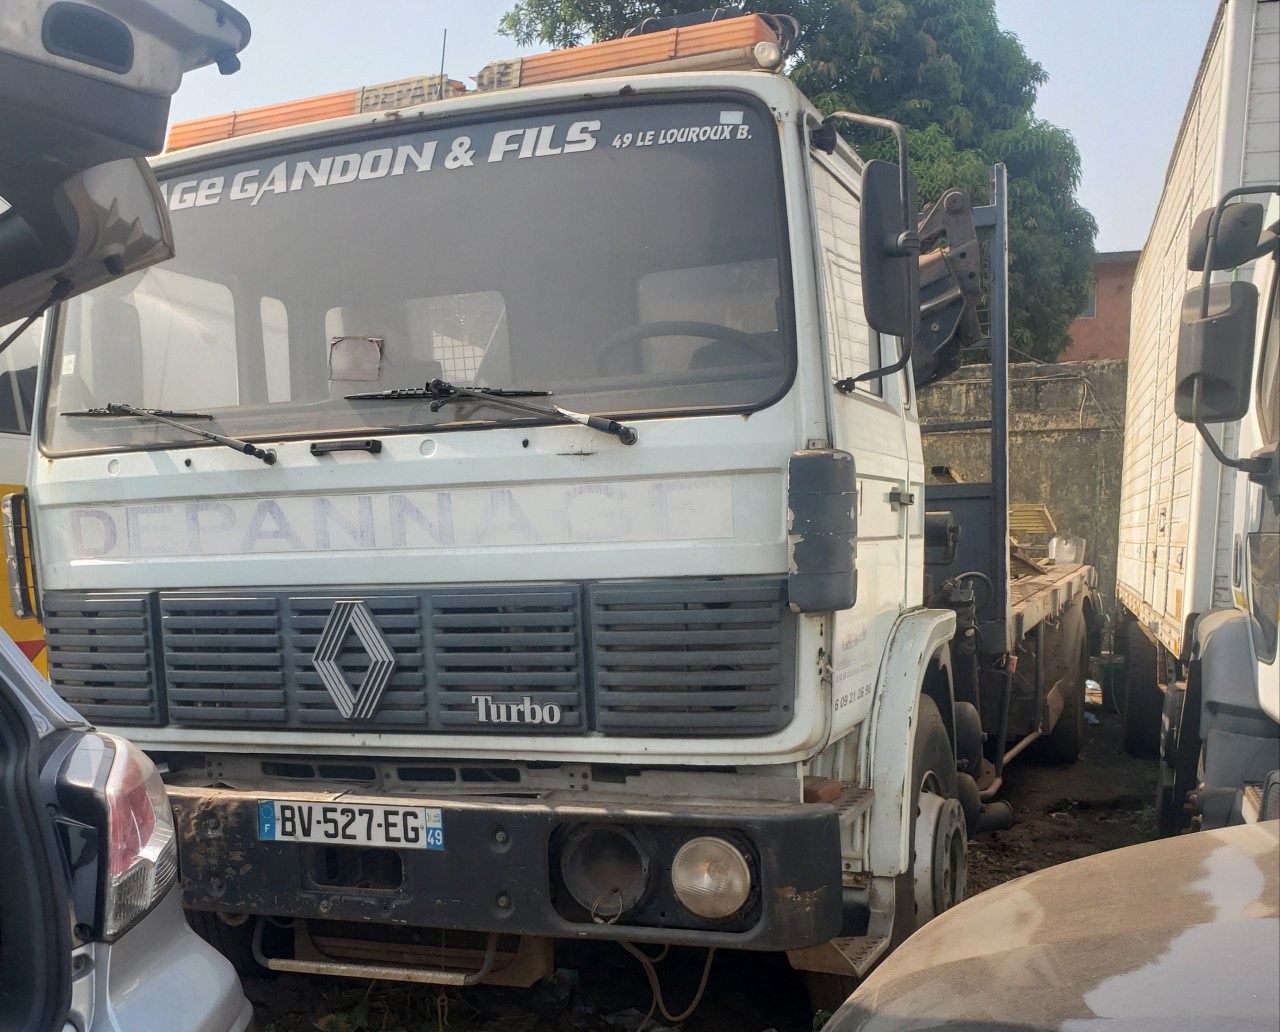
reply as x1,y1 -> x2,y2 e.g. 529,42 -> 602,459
500,0 -> 1097,360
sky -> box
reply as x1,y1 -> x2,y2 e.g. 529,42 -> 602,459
167,0 -> 1223,253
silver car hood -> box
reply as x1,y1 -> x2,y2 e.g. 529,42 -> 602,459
827,821 -> 1280,1031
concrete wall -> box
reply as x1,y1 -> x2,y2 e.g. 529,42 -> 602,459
918,359 -> 1128,616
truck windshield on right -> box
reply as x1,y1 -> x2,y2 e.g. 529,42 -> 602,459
1117,0 -> 1279,833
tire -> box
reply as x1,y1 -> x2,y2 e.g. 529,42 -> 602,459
1122,623 -> 1162,757
1030,602 -> 1088,765
953,701 -> 984,777
1155,682 -> 1199,837
1036,636 -> 1087,764
908,695 -> 965,933
806,971 -> 860,1017
185,909 -> 270,977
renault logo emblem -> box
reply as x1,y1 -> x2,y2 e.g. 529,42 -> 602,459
312,600 -> 397,720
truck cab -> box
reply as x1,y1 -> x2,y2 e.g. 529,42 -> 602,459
1171,190 -> 1280,828
11,13 -> 1094,994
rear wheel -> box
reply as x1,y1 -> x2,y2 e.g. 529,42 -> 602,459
1036,634 -> 1087,764
1122,623 -> 1162,757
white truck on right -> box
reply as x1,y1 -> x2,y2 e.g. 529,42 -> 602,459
1117,0 -> 1279,834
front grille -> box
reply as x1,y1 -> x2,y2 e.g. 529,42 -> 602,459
44,578 -> 794,736
162,596 -> 284,724
45,594 -> 161,725
432,588 -> 583,732
590,580 -> 792,735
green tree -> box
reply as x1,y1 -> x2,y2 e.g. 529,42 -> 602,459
500,0 -> 1097,361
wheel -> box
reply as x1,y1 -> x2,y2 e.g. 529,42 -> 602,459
1122,622 -> 1162,757
1155,682 -> 1199,836
805,971 -> 860,1017
1036,637 -> 1087,764
593,320 -> 777,374
953,700 -> 984,777
1031,602 -> 1088,764
909,695 -> 965,931
186,909 -> 270,977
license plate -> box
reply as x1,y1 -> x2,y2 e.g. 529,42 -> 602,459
257,800 -> 444,850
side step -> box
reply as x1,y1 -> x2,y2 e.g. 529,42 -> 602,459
1242,772 -> 1280,824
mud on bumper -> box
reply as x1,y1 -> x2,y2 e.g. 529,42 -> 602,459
171,786 -> 841,951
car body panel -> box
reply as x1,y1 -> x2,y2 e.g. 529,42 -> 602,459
71,889 -> 252,1032
0,644 -> 73,1032
0,0 -> 251,327
825,821 -> 1280,1031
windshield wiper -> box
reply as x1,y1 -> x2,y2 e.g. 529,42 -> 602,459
64,403 -> 278,465
347,379 -> 638,446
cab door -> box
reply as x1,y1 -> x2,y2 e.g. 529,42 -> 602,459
810,151 -> 914,729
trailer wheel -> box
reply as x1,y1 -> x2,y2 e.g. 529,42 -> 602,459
1122,623 -> 1162,757
909,695 -> 965,930
1036,635 -> 1088,764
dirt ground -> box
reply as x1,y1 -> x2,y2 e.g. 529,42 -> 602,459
245,689 -> 1157,1032
967,691 -> 1158,893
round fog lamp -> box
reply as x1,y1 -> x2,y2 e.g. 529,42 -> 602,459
560,824 -> 649,919
671,836 -> 752,919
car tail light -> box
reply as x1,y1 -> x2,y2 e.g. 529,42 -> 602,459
101,734 -> 177,939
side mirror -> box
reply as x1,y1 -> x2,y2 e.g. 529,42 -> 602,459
1175,280 -> 1258,423
1187,202 -> 1266,271
860,159 -> 919,338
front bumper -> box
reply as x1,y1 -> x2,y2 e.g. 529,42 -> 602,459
172,785 -> 841,951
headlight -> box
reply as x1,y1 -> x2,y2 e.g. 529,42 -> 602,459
559,824 -> 649,919
670,836 -> 752,919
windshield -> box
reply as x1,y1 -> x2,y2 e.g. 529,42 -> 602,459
41,94 -> 794,455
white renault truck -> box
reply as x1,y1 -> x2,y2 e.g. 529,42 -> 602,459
10,12 -> 1097,996
1116,0 -> 1279,833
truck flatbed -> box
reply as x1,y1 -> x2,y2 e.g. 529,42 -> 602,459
1010,562 -> 1096,640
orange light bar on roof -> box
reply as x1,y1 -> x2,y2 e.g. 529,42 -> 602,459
165,14 -> 783,153
475,14 -> 782,91
165,75 -> 467,153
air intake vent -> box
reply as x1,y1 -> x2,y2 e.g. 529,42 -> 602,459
432,588 -> 584,731
589,579 -> 793,735
162,596 -> 285,725
45,593 -> 160,724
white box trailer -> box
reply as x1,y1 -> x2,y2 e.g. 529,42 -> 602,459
1118,0 -> 1279,829
1119,0 -> 1277,657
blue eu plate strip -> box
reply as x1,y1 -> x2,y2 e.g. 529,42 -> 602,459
258,799 -> 276,840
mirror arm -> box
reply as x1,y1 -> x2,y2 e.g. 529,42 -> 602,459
1191,377 -> 1271,476
824,111 -> 920,392
835,336 -> 912,392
